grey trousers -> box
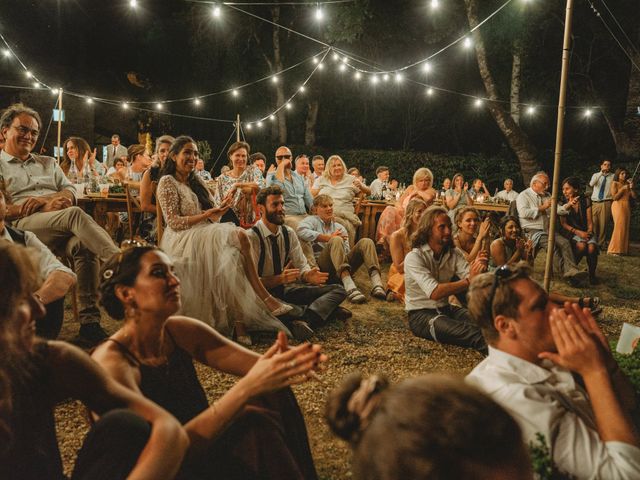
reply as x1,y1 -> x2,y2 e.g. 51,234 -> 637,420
408,305 -> 487,354
16,206 -> 119,323
525,229 -> 580,275
591,200 -> 612,248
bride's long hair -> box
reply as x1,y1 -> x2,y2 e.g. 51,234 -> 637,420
160,135 -> 214,210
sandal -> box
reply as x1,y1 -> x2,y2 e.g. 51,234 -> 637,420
386,291 -> 396,302
346,288 -> 367,304
371,285 -> 386,300
264,295 -> 294,317
578,296 -> 601,314
234,322 -> 252,346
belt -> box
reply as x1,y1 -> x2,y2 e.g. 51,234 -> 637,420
592,199 -> 612,203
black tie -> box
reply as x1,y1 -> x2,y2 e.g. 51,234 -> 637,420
270,235 -> 282,275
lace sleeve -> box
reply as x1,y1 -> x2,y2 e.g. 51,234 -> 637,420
157,176 -> 191,231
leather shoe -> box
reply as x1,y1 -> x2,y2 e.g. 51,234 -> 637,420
334,306 -> 352,321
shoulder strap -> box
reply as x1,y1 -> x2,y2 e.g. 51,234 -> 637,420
281,225 -> 290,266
251,226 -> 266,276
5,225 -> 27,245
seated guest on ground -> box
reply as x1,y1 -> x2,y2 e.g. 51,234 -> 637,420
0,189 -> 76,339
106,157 -> 127,181
249,186 -> 349,341
267,146 -> 316,266
295,153 -> 314,190
249,152 -> 267,175
376,167 -> 436,247
386,198 -> 428,303
404,206 -> 488,353
469,178 -> 490,201
496,178 -> 518,202
490,216 -> 600,312
311,154 -> 325,180
194,158 -> 212,181
467,263 -> 640,479
156,136 -> 292,342
312,155 -> 370,246
608,167 -> 636,256
369,166 -> 390,198
516,171 -> 587,285
140,134 -> 175,214
214,141 -> 265,227
0,242 -> 188,480
454,207 -> 491,263
445,173 -> 474,217
298,194 -> 386,304
61,136 -> 105,178
326,372 -> 532,480
0,103 -> 119,344
559,176 -> 599,283
93,246 -> 321,480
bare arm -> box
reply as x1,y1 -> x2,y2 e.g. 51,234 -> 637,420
53,341 -> 188,480
35,271 -> 76,304
389,230 -> 407,273
139,170 -> 156,214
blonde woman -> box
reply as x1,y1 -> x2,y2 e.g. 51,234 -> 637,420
311,155 -> 369,245
376,167 -> 436,247
386,198 -> 428,302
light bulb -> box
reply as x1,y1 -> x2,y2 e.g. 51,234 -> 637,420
584,108 -> 593,117
86,98 -> 93,104
156,103 -> 163,110
382,74 -> 390,82
212,5 -> 221,17
313,57 -> 319,64
32,82 -> 40,89
370,75 -> 379,84
318,62 -> 324,70
246,123 -> 253,130
394,73 -> 403,83
332,53 -> 340,61
430,0 -> 440,9
2,49 -> 11,58
257,121 -> 264,128
232,89 -> 239,97
355,72 -> 362,80
122,102 -> 129,110
339,64 -> 347,72
272,76 -> 279,84
285,103 -> 293,110
130,0 -> 137,8
426,87 -> 434,96
299,85 -> 306,93
463,37 -> 473,49
526,106 -> 536,115
315,7 -> 324,21
194,98 -> 201,106
25,70 -> 32,78
51,88 -> 59,95
474,98 -> 483,108
422,62 -> 432,73
269,114 -> 276,121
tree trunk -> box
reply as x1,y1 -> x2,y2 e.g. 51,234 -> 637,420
510,39 -> 523,125
465,0 -> 540,183
305,100 -> 319,146
271,7 -> 287,144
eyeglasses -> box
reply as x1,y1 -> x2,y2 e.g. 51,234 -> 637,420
12,125 -> 39,138
276,154 -> 292,160
487,265 -> 515,314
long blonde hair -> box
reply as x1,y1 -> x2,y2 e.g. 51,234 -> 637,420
402,198 -> 428,237
413,168 -> 434,187
323,155 -> 348,180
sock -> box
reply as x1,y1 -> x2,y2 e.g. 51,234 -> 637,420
342,275 -> 357,291
370,270 -> 383,288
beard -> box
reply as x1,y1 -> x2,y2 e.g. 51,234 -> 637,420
266,210 -> 285,225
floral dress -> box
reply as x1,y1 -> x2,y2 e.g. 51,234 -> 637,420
214,165 -> 265,228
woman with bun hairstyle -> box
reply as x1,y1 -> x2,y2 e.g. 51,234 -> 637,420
93,245 -> 323,479
326,372 -> 533,480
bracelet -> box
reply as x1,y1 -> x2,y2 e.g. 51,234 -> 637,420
33,292 -> 45,304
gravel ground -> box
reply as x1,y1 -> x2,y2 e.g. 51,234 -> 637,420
55,250 -> 640,479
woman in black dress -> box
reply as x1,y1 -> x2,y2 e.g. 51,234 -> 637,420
92,245 -> 324,479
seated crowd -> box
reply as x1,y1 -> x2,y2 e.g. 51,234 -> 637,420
1,101 -> 638,479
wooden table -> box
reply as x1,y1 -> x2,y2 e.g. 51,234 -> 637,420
78,195 -> 128,228
473,202 -> 509,214
357,200 -> 393,241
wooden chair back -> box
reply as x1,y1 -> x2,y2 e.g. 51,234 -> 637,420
124,181 -> 142,240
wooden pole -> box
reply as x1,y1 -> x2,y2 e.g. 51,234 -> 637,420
236,114 -> 241,142
56,89 -> 63,163
544,0 -> 575,291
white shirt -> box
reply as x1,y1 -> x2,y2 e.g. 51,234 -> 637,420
516,187 -> 569,232
496,189 -> 518,202
369,178 -> 385,198
467,347 -> 640,480
1,227 -> 75,280
247,220 -> 311,280
589,171 -> 614,202
404,243 -> 469,311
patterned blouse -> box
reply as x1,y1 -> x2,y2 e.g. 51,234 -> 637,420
214,165 -> 265,227
157,175 -> 212,231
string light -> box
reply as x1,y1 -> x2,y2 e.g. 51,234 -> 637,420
422,62 -> 432,73
430,0 -> 440,9
285,102 -> 293,110
269,114 -> 276,121
526,105 -> 536,115
271,75 -> 279,84
354,72 -> 362,80
122,102 -> 129,110
382,73 -> 390,82
257,121 -> 263,128
51,88 -> 59,95
584,108 -> 593,117
212,5 -> 221,18
426,87 -> 435,96
370,75 -> 379,84
2,49 -> 10,58
245,123 -> 252,130
474,98 -> 484,108
339,63 -> 347,72
463,37 -> 473,49
86,97 -> 93,104
315,6 -> 324,22
299,85 -> 306,93
317,62 -> 324,70
341,56 -> 348,64
155,102 -> 163,110
194,98 -> 201,106
394,73 -> 403,83
32,82 -> 40,89
332,53 -> 340,61
129,0 -> 138,8
25,70 -> 32,78
313,57 -> 319,64
232,89 -> 239,97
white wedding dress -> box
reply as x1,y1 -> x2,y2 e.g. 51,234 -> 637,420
157,175 -> 289,336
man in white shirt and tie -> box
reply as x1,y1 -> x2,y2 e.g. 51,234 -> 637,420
105,134 -> 128,168
588,158 -> 613,249
466,264 -> 640,479
516,171 -> 587,285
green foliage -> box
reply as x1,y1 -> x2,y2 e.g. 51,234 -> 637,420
528,433 -> 573,480
612,343 -> 640,396
197,140 -> 213,164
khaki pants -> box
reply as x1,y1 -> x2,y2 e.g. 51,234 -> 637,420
284,214 -> 317,267
317,236 -> 380,280
16,206 -> 120,322
333,211 -> 362,247
591,200 -> 612,248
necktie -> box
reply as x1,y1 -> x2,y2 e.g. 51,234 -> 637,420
270,235 -> 282,275
598,174 -> 608,200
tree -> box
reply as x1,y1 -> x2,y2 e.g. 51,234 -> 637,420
464,0 -> 540,182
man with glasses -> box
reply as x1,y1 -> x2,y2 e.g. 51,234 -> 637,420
466,264 -> 640,478
404,205 -> 488,354
267,146 -> 316,266
516,171 -> 588,285
0,103 -> 119,345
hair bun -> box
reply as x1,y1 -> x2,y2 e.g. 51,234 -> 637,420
325,372 -> 388,444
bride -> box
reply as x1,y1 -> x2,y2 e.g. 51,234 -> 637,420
157,136 -> 291,341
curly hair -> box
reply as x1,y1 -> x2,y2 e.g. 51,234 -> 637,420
159,135 -> 213,210
98,246 -> 160,320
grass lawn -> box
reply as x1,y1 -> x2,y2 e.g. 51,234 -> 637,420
55,248 -> 640,478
